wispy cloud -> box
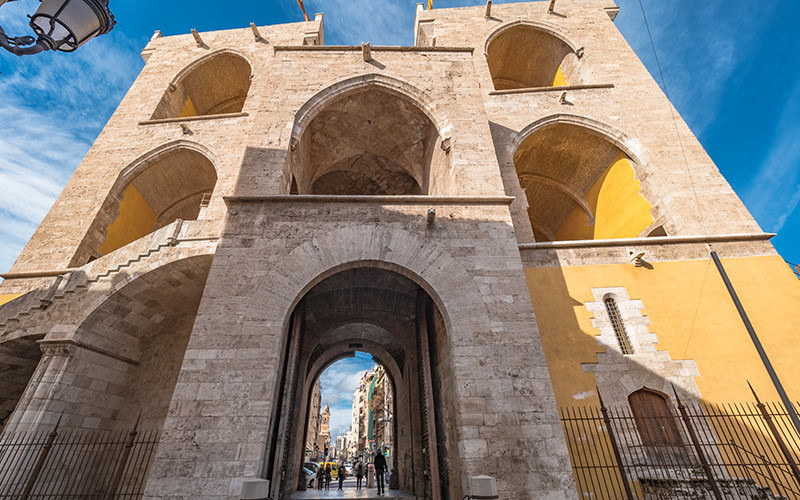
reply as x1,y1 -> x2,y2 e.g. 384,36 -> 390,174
743,80 -> 800,233
615,0 -> 775,134
303,0 -> 410,45
0,1 -> 142,274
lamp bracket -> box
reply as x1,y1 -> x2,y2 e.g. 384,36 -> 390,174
0,24 -> 45,55
7,34 -> 35,47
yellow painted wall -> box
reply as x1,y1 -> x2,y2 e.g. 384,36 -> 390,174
555,153 -> 654,241
178,96 -> 198,118
526,254 -> 800,407
0,293 -> 23,306
551,65 -> 568,87
98,183 -> 157,255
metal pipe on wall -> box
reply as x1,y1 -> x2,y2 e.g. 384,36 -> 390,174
710,250 -> 800,437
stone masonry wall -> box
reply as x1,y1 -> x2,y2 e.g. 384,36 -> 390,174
418,0 -> 763,246
144,201 -> 576,500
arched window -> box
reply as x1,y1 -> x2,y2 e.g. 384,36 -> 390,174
628,389 -> 683,447
150,51 -> 251,120
487,24 -> 583,90
604,295 -> 633,355
513,123 -> 654,242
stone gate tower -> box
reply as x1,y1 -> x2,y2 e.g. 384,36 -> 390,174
2,1 -> 799,499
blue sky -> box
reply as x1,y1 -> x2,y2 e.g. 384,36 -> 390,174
319,352 -> 377,439
0,2 -> 797,267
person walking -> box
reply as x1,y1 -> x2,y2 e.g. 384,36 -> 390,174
324,464 -> 332,490
373,451 -> 387,496
337,461 -> 346,490
315,465 -> 324,490
355,461 -> 364,490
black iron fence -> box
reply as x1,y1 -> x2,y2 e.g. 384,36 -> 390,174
0,419 -> 160,499
561,392 -> 800,499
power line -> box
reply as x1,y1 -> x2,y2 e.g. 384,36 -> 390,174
636,0 -> 708,237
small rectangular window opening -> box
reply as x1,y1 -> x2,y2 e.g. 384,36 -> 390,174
604,297 -> 634,355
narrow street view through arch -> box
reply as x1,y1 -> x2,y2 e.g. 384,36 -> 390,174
297,353 -> 409,498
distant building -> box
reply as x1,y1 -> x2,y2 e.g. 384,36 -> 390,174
333,435 -> 347,459
346,365 -> 393,464
305,379 -> 322,459
318,405 -> 331,458
372,366 -> 393,464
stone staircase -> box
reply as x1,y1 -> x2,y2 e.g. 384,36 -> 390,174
0,220 -> 185,336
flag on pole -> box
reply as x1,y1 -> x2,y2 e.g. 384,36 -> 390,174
427,0 -> 433,9
298,0 -> 310,21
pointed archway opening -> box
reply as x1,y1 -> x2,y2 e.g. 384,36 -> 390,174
290,85 -> 452,196
487,23 -> 584,90
266,267 -> 462,500
513,122 -> 655,242
300,352 -> 396,492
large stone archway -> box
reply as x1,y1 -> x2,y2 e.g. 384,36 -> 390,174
269,267 -> 460,500
144,215 -> 574,500
4,254 -> 213,434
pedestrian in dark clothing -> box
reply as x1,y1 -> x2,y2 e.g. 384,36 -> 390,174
355,461 -> 364,490
373,451 -> 387,496
324,465 -> 332,490
316,466 -> 324,490
337,461 -> 346,490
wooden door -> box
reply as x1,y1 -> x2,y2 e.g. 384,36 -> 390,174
629,389 -> 683,447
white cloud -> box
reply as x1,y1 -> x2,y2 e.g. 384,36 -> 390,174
305,0 -> 410,45
0,3 -> 142,275
615,0 -> 775,134
743,81 -> 800,233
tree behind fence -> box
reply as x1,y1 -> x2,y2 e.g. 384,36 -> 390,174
561,401 -> 800,499
0,425 -> 160,499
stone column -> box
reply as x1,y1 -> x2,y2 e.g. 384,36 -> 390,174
5,340 -> 136,433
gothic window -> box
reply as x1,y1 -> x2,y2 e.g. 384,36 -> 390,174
486,23 -> 583,90
512,123 -> 654,242
604,295 -> 633,355
151,51 -> 251,120
81,147 -> 217,260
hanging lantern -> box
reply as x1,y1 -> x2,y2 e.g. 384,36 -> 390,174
30,0 -> 115,52
0,0 -> 115,56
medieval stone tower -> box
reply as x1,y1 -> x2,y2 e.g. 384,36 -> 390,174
1,1 -> 799,499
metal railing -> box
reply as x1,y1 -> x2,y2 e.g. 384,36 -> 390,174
561,390 -> 800,499
0,418 -> 160,499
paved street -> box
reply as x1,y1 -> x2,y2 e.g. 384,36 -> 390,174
291,477 -> 415,499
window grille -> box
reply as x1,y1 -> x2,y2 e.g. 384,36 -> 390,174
604,296 -> 633,354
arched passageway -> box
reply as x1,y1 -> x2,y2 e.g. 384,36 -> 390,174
5,255 -> 213,433
75,146 -> 217,264
513,122 -> 654,241
301,352 -> 397,487
0,337 -> 41,433
151,51 -> 252,120
487,24 -> 584,90
290,86 -> 451,195
268,267 -> 462,500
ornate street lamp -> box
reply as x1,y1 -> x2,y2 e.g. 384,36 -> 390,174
0,0 -> 115,56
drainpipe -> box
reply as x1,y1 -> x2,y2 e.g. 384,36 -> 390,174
710,251 -> 800,437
